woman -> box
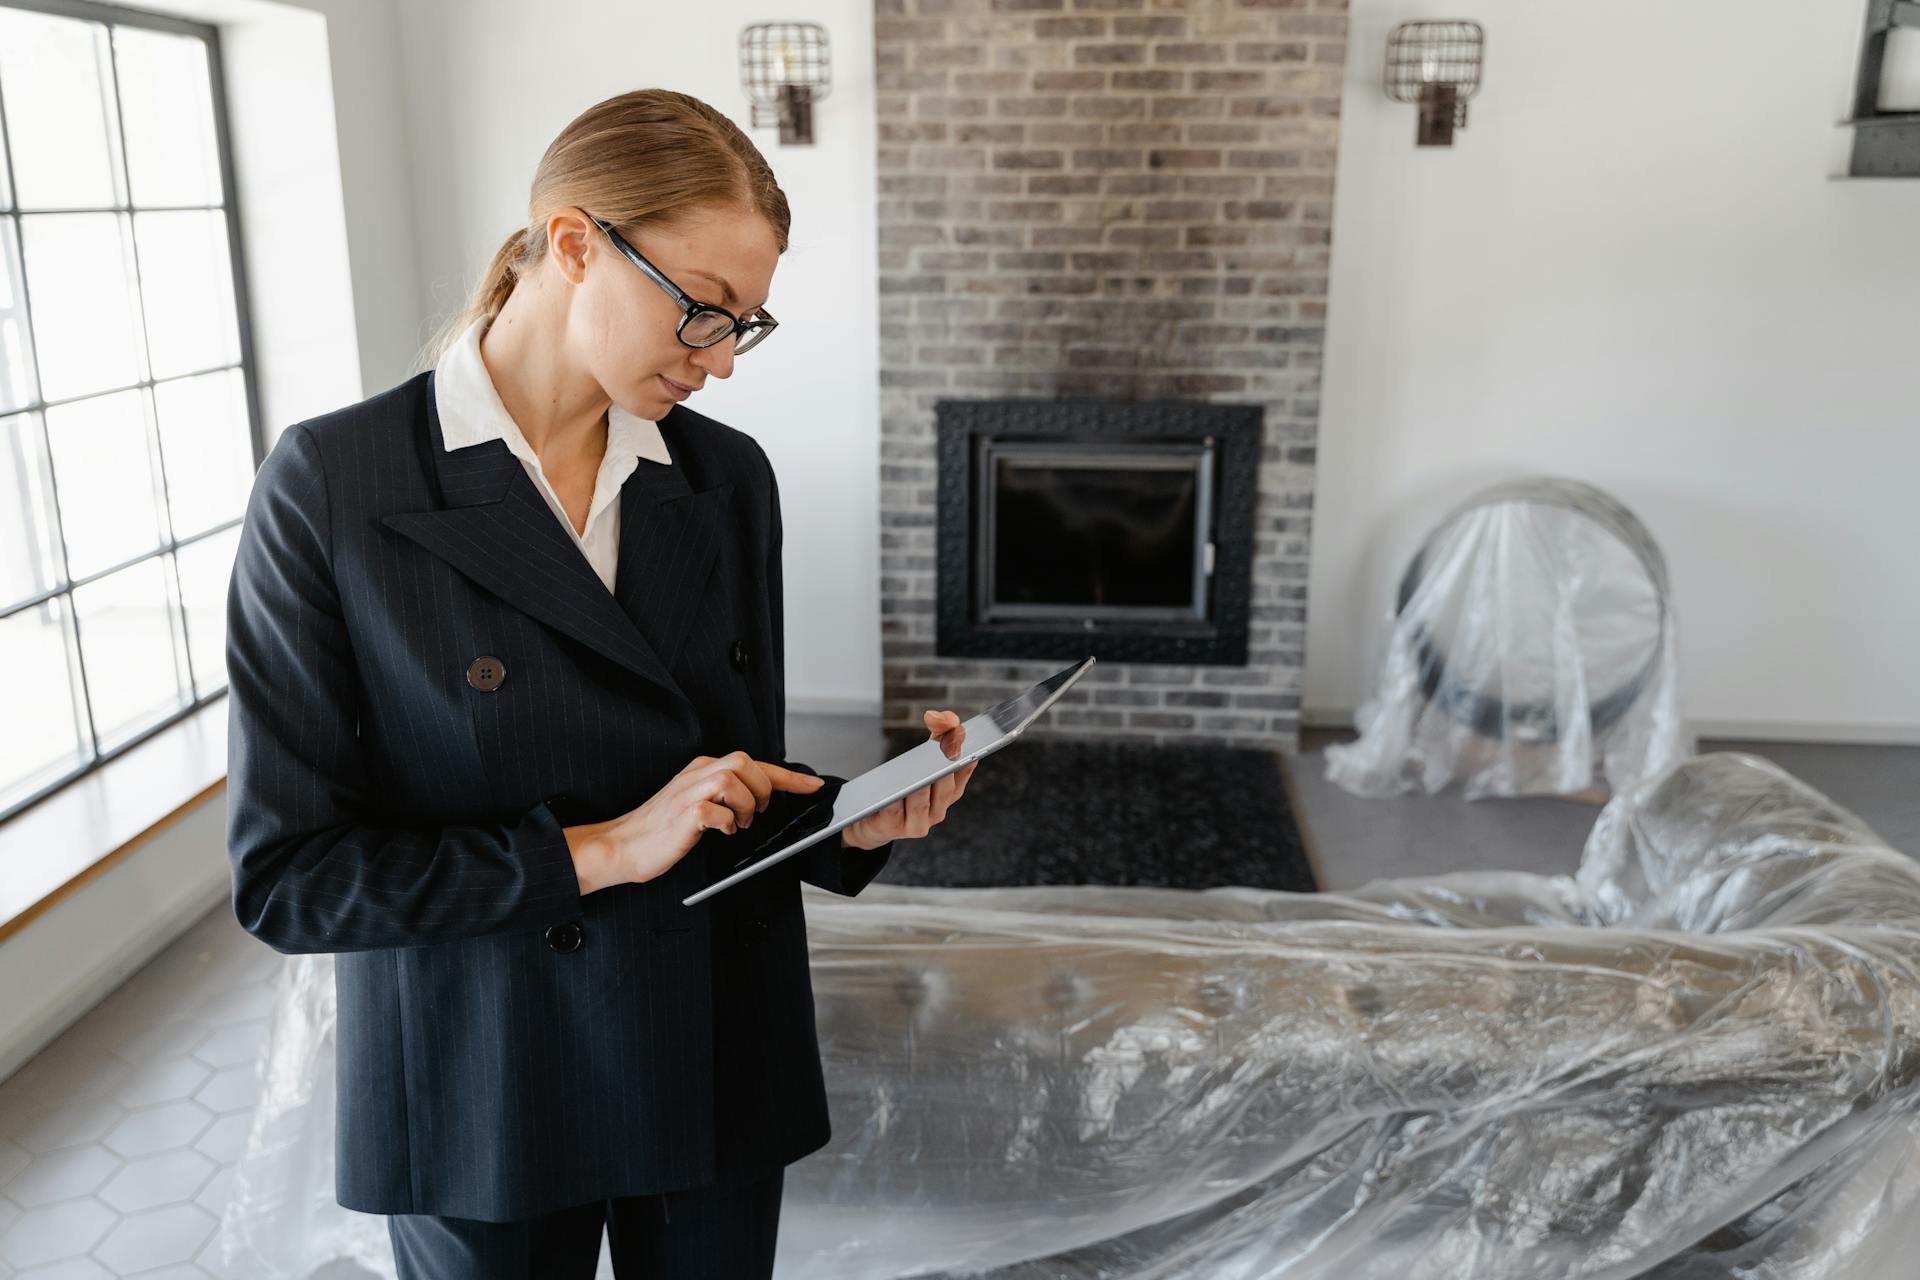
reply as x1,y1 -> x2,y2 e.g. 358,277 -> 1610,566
223,87 -> 974,1278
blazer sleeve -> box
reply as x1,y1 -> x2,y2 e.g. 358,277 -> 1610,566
758,446 -> 894,898
224,422 -> 586,955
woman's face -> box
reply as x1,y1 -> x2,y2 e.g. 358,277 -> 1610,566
570,200 -> 781,421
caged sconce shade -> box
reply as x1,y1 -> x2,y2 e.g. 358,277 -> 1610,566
1385,20 -> 1485,147
740,22 -> 832,146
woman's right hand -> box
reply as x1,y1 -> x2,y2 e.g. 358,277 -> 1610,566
565,751 -> 827,893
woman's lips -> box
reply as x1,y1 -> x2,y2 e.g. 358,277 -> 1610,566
658,375 -> 694,401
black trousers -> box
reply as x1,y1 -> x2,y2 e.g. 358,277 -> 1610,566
385,1167 -> 784,1279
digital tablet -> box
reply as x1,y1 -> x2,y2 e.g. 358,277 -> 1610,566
681,655 -> 1097,906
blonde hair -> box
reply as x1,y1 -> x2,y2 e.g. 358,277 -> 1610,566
411,88 -> 791,375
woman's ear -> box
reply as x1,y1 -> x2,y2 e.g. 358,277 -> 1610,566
546,208 -> 596,284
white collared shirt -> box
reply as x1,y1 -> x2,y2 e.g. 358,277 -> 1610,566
434,313 -> 674,593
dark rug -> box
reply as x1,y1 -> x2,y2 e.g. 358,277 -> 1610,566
871,735 -> 1316,893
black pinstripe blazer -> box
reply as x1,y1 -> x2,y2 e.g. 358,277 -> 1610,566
223,368 -> 892,1222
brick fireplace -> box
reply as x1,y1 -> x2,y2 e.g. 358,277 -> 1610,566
873,0 -> 1346,751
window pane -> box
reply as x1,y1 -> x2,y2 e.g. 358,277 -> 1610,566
21,213 -> 145,401
175,526 -> 238,698
71,555 -> 188,750
0,410 -> 65,609
155,369 -> 253,539
135,210 -> 240,379
0,594 -> 92,812
113,26 -> 224,208
0,219 -> 41,412
46,388 -> 166,579
0,8 -> 125,211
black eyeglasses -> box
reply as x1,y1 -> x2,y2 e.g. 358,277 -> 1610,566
586,212 -> 778,356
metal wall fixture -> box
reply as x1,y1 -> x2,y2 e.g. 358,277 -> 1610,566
1384,20 -> 1485,147
740,22 -> 832,145
1843,0 -> 1920,177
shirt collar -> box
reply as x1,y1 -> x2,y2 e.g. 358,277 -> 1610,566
434,313 -> 673,468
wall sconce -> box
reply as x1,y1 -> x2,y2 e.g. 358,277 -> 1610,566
740,22 -> 832,146
1385,20 -> 1485,147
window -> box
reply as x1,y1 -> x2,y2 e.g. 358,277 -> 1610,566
0,0 -> 261,825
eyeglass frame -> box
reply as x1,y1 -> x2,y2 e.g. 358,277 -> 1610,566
584,212 -> 779,356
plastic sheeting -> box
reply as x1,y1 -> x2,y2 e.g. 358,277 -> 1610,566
219,753 -> 1920,1279
1325,477 -> 1695,800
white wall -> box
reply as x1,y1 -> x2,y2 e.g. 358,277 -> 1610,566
133,0 -> 424,423
1308,1 -> 1920,741
238,0 -> 425,400
390,0 -> 886,714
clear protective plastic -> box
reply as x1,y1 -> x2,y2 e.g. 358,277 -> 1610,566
219,753 -> 1920,1279
1325,477 -> 1696,800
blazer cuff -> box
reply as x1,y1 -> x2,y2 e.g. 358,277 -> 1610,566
767,762 -> 893,897
802,830 -> 894,898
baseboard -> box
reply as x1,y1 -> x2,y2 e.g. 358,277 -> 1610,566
1302,707 -> 1920,748
1688,719 -> 1920,746
787,695 -> 883,718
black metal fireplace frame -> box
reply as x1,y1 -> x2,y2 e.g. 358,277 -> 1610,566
934,397 -> 1261,665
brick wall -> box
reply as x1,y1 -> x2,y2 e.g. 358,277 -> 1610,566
873,0 -> 1346,751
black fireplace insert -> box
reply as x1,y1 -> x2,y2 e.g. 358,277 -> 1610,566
935,397 -> 1260,665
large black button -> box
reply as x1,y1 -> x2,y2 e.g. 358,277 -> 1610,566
467,655 -> 506,691
546,920 -> 583,953
729,638 -> 748,672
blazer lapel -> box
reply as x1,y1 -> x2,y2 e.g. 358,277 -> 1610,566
379,375 -> 731,711
612,458 -> 733,678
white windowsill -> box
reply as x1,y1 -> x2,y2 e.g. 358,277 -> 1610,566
0,698 -> 228,945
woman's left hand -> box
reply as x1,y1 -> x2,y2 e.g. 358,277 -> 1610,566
841,708 -> 977,851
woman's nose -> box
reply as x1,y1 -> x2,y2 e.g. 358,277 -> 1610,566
691,339 -> 735,380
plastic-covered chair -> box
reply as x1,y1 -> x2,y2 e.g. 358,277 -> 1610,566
1326,476 -> 1695,800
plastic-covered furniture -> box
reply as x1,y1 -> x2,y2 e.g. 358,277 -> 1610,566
1327,476 -> 1694,800
221,753 -> 1920,1279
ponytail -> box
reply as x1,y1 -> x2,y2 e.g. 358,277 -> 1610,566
478,225 -> 533,320
409,225 -> 536,378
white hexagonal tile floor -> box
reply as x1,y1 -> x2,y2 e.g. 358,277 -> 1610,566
1,1195 -> 116,1269
2,1146 -> 119,1209
183,1071 -> 250,1119
92,1203 -> 217,1273
109,1062 -> 210,1114
0,905 -> 286,1277
100,1103 -> 213,1164
96,1150 -> 214,1215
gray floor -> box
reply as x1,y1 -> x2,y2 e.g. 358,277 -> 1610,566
1,715 -> 1913,1276
1282,730 -> 1920,891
